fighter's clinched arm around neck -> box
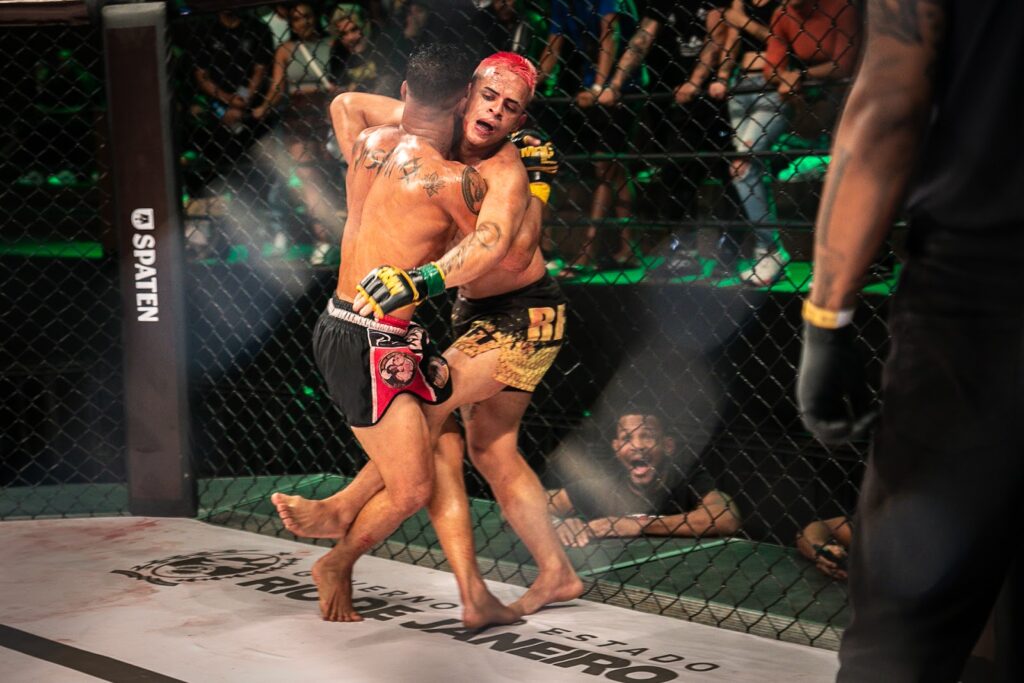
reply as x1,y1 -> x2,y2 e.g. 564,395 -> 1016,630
809,0 -> 946,311
331,92 -> 406,166
434,148 -> 530,287
331,90 -> 543,262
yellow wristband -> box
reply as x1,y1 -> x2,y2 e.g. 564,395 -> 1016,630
802,299 -> 855,329
529,181 -> 551,204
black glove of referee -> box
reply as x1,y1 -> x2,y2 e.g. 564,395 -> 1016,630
796,308 -> 876,445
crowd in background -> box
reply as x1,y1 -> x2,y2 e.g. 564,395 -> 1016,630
166,0 -> 860,276
3,0 -> 867,581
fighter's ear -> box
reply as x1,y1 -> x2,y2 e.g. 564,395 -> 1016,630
456,96 -> 468,117
516,112 -> 527,129
400,81 -> 408,101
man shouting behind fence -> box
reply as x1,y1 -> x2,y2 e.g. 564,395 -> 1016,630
274,53 -> 584,627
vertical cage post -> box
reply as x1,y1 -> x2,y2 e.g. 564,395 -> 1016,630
103,1 -> 195,516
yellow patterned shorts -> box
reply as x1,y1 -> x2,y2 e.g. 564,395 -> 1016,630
450,276 -> 567,392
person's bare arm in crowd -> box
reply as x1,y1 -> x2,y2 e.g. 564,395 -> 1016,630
810,0 -> 946,311
593,12 -> 619,89
797,516 -> 851,579
434,158 -> 528,287
587,490 -> 742,539
796,516 -> 851,557
547,488 -> 594,547
244,64 -> 266,105
330,92 -> 405,166
725,0 -> 770,42
605,16 -> 661,97
538,33 -> 565,81
266,44 -> 290,108
676,10 -> 729,103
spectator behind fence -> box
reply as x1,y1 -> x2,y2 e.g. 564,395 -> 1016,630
600,1 -> 740,278
461,0 -> 548,61
191,10 -> 273,162
253,2 -> 343,264
328,5 -> 390,95
708,0 -> 786,286
728,0 -> 859,287
261,3 -> 292,48
539,0 -> 640,276
796,514 -> 851,581
547,409 -> 741,547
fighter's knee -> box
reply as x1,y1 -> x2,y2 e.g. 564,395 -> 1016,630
389,482 -> 432,517
468,444 -> 515,483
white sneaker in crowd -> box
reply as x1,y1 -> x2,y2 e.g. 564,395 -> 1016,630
267,231 -> 289,257
309,241 -> 332,266
740,248 -> 789,287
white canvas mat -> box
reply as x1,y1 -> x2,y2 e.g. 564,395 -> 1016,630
0,517 -> 837,682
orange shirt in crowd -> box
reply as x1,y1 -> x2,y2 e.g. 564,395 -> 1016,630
763,0 -> 861,79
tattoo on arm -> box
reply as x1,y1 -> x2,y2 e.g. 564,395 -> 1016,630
461,167 -> 487,215
871,0 -> 926,43
870,0 -> 946,80
437,221 -> 502,275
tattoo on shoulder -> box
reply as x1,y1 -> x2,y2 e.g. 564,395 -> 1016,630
870,0 -> 945,45
461,167 -> 487,215
398,157 -> 422,184
422,171 -> 446,197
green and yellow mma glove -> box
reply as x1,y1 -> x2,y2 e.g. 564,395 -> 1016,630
356,262 -> 447,318
510,128 -> 560,204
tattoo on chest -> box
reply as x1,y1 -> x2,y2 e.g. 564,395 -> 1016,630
422,172 -> 446,197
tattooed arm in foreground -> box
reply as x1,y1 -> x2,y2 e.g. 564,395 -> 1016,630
353,148 -> 530,317
809,0 -> 947,310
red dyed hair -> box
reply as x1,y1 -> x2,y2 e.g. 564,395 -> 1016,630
474,52 -> 537,97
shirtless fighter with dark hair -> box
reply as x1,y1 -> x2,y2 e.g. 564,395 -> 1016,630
274,52 -> 584,627
299,43 -> 552,623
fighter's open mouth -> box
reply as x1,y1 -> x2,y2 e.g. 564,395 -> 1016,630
475,120 -> 495,133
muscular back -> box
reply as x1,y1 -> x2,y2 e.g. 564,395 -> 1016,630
336,125 -> 487,318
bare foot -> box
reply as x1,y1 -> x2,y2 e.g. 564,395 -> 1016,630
510,567 -> 584,617
311,555 -> 363,622
270,492 -> 351,539
461,583 -> 521,629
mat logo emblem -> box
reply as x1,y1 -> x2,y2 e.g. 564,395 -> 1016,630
113,550 -> 298,587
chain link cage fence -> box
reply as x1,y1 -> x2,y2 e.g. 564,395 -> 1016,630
2,0 -> 898,651
0,6 -> 126,517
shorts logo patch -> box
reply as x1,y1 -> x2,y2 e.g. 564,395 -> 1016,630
379,351 -> 417,388
426,356 -> 450,390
